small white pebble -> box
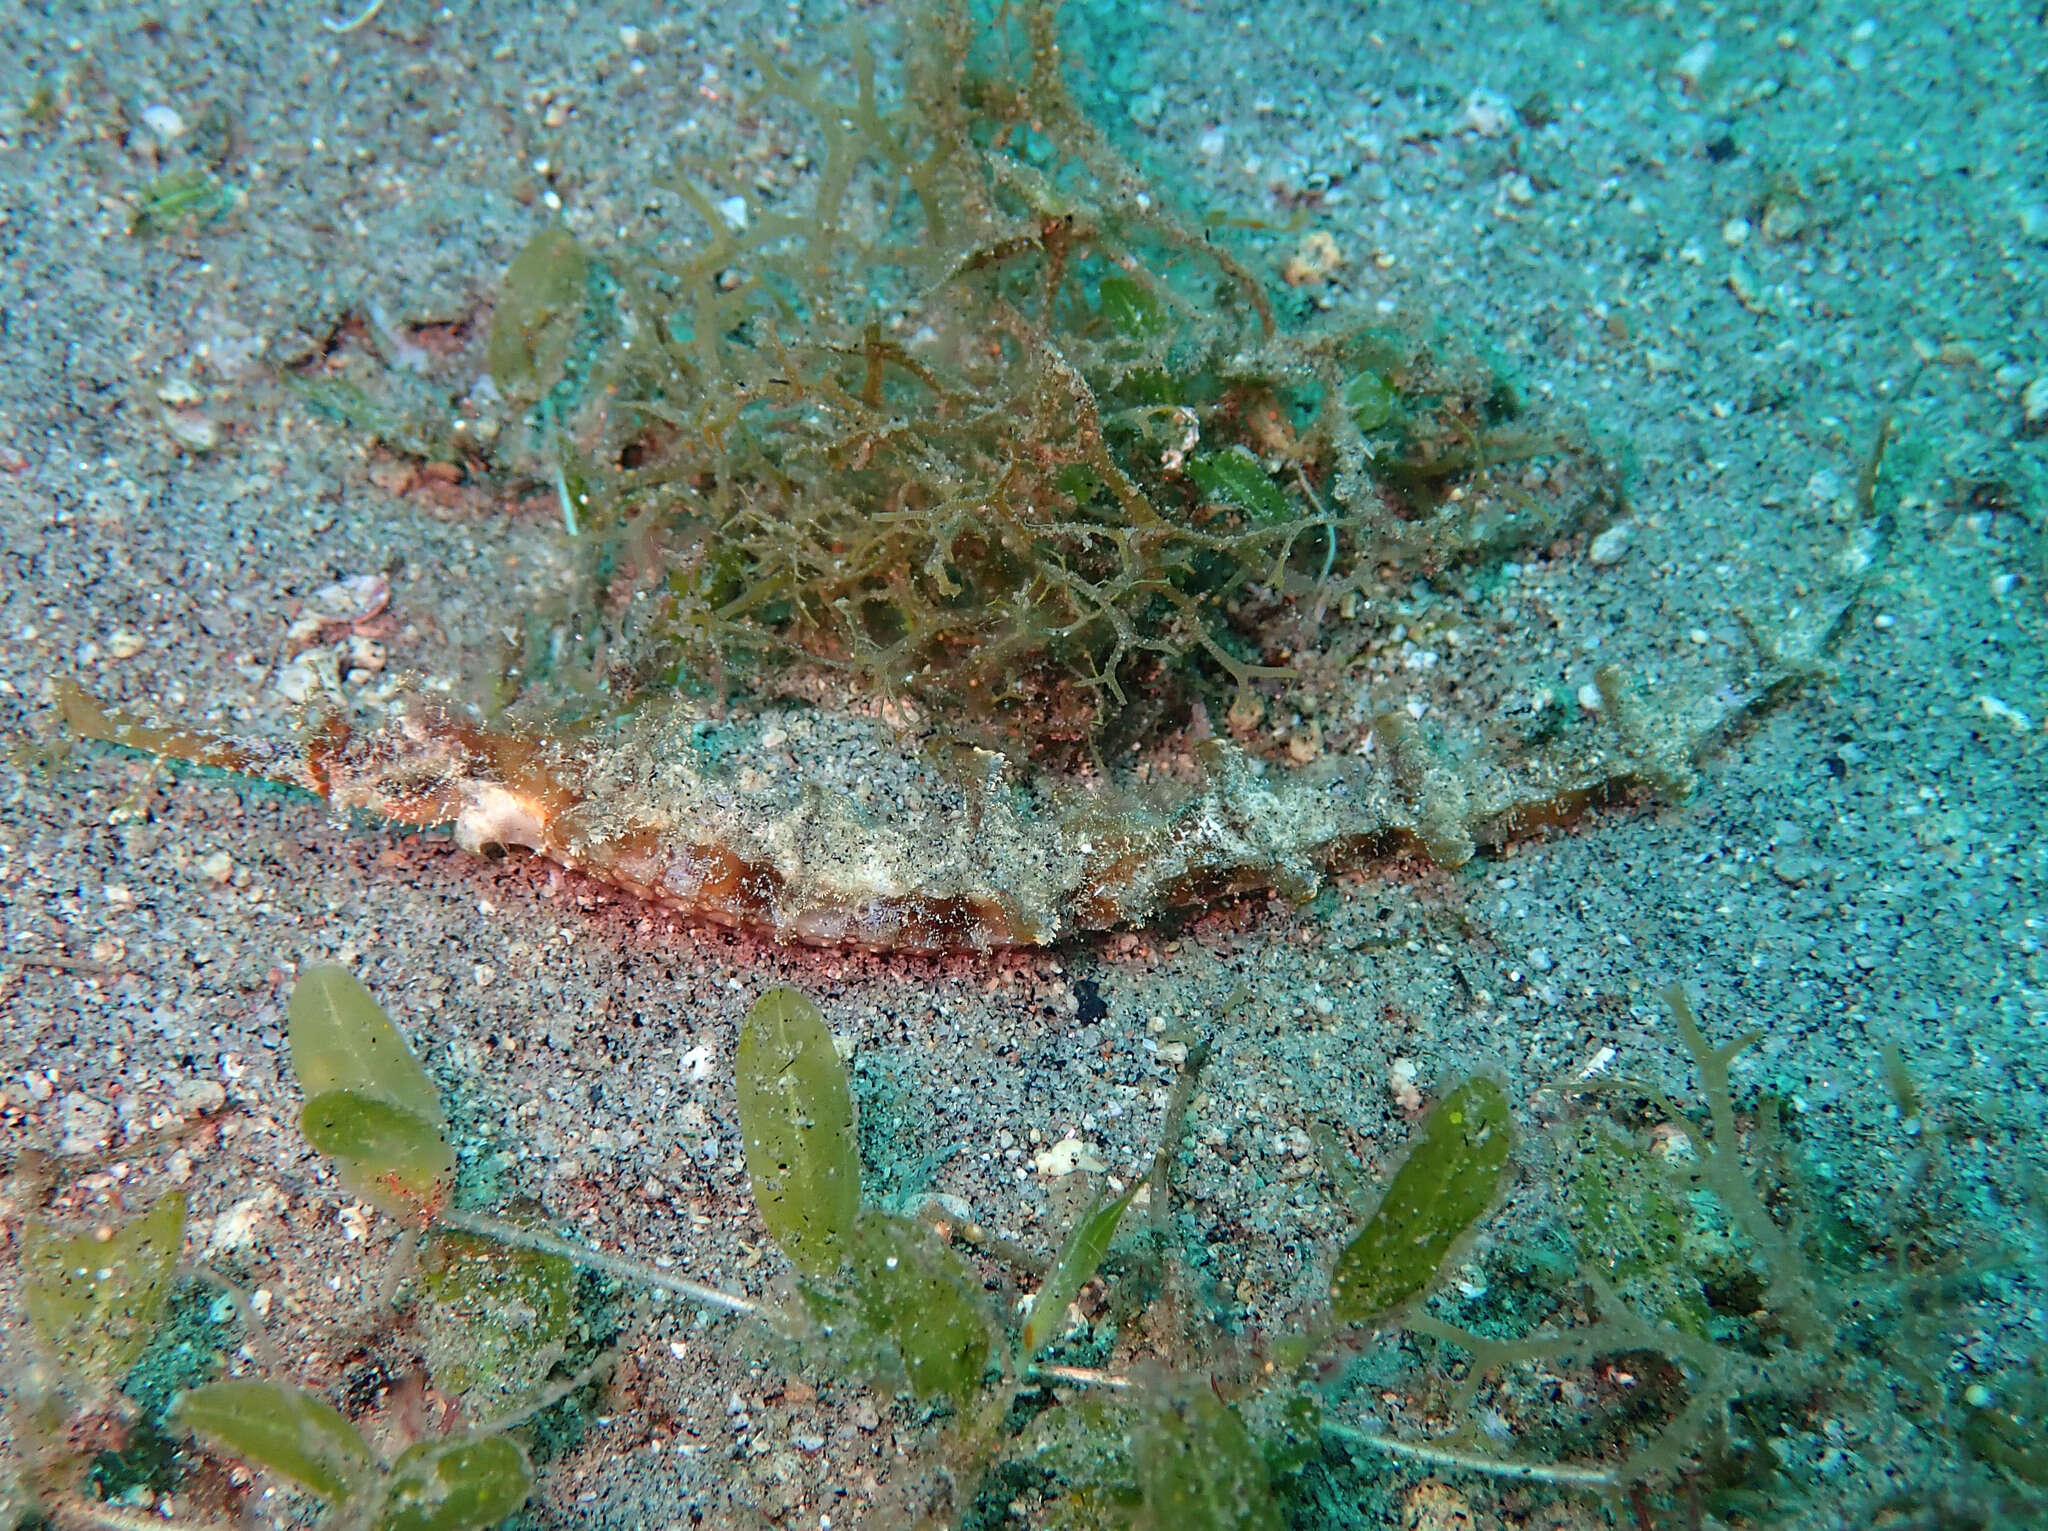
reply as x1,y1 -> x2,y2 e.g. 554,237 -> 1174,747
161,410 -> 218,452
1965,1383 -> 1994,1409
141,104 -> 186,140
1673,39 -> 1716,91
1577,682 -> 1604,712
1721,216 -> 1751,247
1388,1057 -> 1422,1112
199,850 -> 234,885
1527,947 -> 1553,972
1459,88 -> 1515,138
717,195 -> 748,230
1032,1136 -> 1106,1177
1588,523 -> 1631,565
345,633 -> 387,673
1688,627 -> 1710,645
474,963 -> 497,987
106,630 -> 146,660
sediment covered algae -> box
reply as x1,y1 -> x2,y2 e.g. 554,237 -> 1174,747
55,1 -> 1890,949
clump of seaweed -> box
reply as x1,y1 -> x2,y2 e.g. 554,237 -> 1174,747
487,2 -> 1614,761
55,1 -> 1897,952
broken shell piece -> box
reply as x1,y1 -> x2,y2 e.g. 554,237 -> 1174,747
305,574 -> 390,625
1388,1057 -> 1423,1112
160,409 -> 218,452
1032,1136 -> 1106,1177
1283,231 -> 1345,287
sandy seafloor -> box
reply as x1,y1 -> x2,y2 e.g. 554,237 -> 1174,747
2,1 -> 2046,1528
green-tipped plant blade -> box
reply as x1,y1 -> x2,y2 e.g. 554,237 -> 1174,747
735,988 -> 859,1278
300,1090 -> 454,1224
288,964 -> 445,1127
420,1230 -> 574,1410
1023,1184 -> 1137,1358
172,1379 -> 374,1504
847,1211 -> 992,1403
1329,1076 -> 1511,1324
1189,447 -> 1288,522
378,1433 -> 532,1531
487,226 -> 587,398
21,1192 -> 186,1387
1135,1392 -> 1283,1531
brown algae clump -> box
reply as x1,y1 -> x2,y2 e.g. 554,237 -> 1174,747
60,4 -> 1886,949
487,4 -> 1616,759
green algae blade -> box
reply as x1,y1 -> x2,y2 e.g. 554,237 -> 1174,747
1329,1076 -> 1511,1325
377,1434 -> 532,1531
173,1379 -> 374,1505
299,1090 -> 455,1225
289,964 -> 447,1128
736,988 -> 860,1278
1135,1392 -> 1284,1531
846,1210 -> 992,1403
1188,447 -> 1289,522
1097,274 -> 1168,340
22,1192 -> 186,1388
488,225 -> 587,398
1022,1183 -> 1138,1358
1342,369 -> 1397,432
420,1229 -> 575,1412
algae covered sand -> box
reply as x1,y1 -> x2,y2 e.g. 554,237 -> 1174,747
2,1 -> 2046,1527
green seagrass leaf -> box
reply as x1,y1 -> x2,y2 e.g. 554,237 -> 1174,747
847,1211 -> 992,1403
21,1192 -> 186,1387
377,1433 -> 532,1531
1188,447 -> 1288,522
1022,1184 -> 1137,1358
1097,274 -> 1167,340
488,226 -> 587,397
1329,1075 -> 1511,1324
735,988 -> 859,1278
173,1379 -> 373,1505
1342,370 -> 1397,432
299,1090 -> 455,1224
288,964 -> 446,1127
420,1230 -> 574,1410
1134,1392 -> 1283,1531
